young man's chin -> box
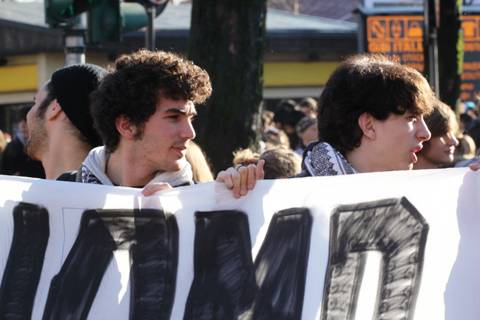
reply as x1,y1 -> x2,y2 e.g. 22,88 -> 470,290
164,158 -> 185,172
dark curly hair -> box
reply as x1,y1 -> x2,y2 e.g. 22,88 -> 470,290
318,54 -> 435,155
91,49 -> 212,152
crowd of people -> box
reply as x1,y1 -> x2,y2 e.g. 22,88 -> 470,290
0,50 -> 478,197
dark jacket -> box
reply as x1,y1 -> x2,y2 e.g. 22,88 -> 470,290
0,137 -> 45,178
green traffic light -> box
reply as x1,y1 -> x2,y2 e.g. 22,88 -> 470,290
45,0 -> 168,45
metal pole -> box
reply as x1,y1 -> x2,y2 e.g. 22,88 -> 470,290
423,0 -> 440,96
64,31 -> 86,65
145,4 -> 156,50
64,14 -> 86,66
356,7 -> 365,54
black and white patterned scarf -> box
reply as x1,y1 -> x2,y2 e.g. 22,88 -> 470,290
301,141 -> 356,176
80,146 -> 194,187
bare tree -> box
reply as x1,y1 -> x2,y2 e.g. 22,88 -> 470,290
438,0 -> 462,108
188,0 -> 267,173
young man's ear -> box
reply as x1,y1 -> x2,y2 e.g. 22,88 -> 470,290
358,112 -> 376,140
115,115 -> 138,139
45,99 -> 62,121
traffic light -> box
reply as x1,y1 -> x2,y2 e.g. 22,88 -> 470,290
45,0 -> 169,45
87,0 -> 122,44
122,0 -> 168,30
124,0 -> 168,6
121,2 -> 150,34
88,1 -> 168,44
45,0 -> 96,27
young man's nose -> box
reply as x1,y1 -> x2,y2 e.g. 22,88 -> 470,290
182,120 -> 196,140
417,117 -> 432,141
447,133 -> 459,147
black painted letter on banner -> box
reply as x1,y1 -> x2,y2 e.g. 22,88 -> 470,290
42,209 -> 178,320
321,197 -> 429,320
0,202 -> 49,320
130,209 -> 178,320
184,208 -> 312,320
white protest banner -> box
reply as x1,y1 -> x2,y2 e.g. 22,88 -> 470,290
0,168 -> 479,319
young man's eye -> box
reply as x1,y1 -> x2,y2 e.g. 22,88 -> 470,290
407,115 -> 418,122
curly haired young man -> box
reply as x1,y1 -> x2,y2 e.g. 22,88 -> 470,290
79,50 -> 262,195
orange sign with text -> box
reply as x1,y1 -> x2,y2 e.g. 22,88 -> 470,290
366,14 -> 480,101
367,15 -> 424,72
461,16 -> 480,100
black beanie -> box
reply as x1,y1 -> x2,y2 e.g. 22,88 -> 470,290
50,63 -> 107,147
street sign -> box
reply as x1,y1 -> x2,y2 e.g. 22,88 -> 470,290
462,15 -> 480,101
364,13 -> 480,101
367,15 -> 424,71
363,0 -> 479,9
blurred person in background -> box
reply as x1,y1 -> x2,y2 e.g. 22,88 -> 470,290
462,101 -> 480,147
458,101 -> 476,131
296,97 -> 318,118
0,105 -> 45,178
261,110 -> 275,132
465,101 -> 478,119
186,141 -> 214,182
414,102 -> 459,169
454,134 -> 477,167
295,116 -> 318,155
261,127 -> 290,151
233,148 -> 260,167
0,129 -> 11,167
273,99 -> 305,150
260,147 -> 301,179
233,146 -> 300,179
0,130 -> 10,152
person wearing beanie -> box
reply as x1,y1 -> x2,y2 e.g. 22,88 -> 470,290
26,63 -> 107,180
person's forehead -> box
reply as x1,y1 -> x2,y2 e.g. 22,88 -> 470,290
158,98 -> 196,113
404,103 -> 430,117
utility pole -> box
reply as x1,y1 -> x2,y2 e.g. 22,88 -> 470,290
144,3 -> 156,50
137,0 -> 168,50
64,16 -> 86,65
437,0 -> 463,109
188,0 -> 267,173
423,0 -> 440,96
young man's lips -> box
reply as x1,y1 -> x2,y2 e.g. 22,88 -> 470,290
411,145 -> 423,153
173,145 -> 186,151
171,145 -> 187,154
